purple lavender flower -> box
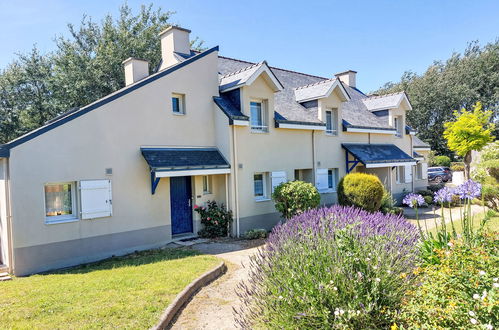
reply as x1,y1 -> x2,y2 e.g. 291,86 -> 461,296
403,193 -> 425,208
434,186 -> 454,204
455,180 -> 482,200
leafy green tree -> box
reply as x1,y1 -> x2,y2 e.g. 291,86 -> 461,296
443,102 -> 495,179
272,181 -> 320,219
375,41 -> 499,156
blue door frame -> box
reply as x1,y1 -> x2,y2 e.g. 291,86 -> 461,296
170,176 -> 193,235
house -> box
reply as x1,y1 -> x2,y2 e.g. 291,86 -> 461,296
0,26 -> 430,276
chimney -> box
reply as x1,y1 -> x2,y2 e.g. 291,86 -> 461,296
334,70 -> 357,88
122,58 -> 149,86
158,26 -> 191,70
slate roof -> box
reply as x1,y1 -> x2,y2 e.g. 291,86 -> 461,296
342,143 -> 415,165
362,92 -> 407,111
213,95 -> 248,121
219,61 -> 264,92
413,135 -> 431,148
218,56 -> 395,128
141,147 -> 230,170
294,78 -> 343,103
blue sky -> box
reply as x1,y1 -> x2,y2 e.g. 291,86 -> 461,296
1,0 -> 499,92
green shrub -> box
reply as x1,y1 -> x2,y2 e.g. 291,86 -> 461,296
397,233 -> 499,329
272,180 -> 320,219
244,228 -> 267,239
380,189 -> 403,215
451,163 -> 465,171
337,173 -> 384,212
417,189 -> 433,197
195,201 -> 233,238
428,183 -> 445,193
423,195 -> 433,206
432,155 -> 451,167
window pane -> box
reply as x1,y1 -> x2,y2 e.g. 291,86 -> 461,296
250,102 -> 263,127
326,111 -> 332,132
328,169 -> 333,188
254,174 -> 264,197
45,184 -> 73,217
172,97 -> 180,113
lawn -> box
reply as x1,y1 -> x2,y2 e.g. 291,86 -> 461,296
0,248 -> 220,329
428,210 -> 499,235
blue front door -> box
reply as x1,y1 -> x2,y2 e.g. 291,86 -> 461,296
170,176 -> 193,235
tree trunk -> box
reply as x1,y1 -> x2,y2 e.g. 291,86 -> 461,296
463,151 -> 472,180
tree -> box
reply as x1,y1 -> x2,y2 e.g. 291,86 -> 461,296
443,102 -> 495,179
375,40 -> 499,156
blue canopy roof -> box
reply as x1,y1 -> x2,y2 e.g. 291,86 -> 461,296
342,143 -> 415,166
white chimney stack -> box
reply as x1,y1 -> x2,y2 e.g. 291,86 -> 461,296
122,58 -> 149,86
158,26 -> 191,70
335,70 -> 357,88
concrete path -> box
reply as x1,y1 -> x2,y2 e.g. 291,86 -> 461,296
404,204 -> 486,229
171,239 -> 263,330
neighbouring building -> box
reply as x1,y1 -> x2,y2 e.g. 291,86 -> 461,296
0,26 -> 430,275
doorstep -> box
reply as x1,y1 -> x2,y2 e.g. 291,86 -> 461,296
172,234 -> 209,246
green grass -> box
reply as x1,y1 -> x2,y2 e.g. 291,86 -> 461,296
0,248 -> 219,329
428,210 -> 499,235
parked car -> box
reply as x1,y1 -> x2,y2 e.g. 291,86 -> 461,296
428,167 -> 452,183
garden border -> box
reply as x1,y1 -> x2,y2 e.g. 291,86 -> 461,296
152,261 -> 227,330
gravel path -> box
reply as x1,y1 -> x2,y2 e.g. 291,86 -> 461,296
171,239 -> 263,330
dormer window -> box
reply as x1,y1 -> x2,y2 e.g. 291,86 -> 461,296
394,115 -> 403,137
250,101 -> 268,132
326,109 -> 338,136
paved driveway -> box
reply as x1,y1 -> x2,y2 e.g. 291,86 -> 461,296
171,239 -> 263,330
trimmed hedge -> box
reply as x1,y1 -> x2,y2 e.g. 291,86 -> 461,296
432,155 -> 451,167
337,173 -> 384,212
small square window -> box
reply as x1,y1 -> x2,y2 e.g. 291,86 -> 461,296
172,93 -> 185,114
44,182 -> 77,223
202,176 -> 212,194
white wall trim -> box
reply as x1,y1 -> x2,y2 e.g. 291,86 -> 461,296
346,127 -> 397,134
232,120 -> 249,126
277,123 -> 326,131
366,162 -> 417,168
414,147 -> 431,151
155,168 -> 231,177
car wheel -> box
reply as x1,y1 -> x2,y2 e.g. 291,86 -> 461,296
434,176 -> 443,183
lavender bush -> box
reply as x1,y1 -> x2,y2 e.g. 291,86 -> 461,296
236,205 -> 420,329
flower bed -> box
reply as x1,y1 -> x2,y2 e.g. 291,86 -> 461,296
236,206 -> 420,328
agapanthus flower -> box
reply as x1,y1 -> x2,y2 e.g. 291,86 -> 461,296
455,179 -> 481,200
434,186 -> 454,204
403,193 -> 425,208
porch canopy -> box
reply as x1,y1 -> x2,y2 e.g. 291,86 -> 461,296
342,143 -> 416,173
141,147 -> 230,194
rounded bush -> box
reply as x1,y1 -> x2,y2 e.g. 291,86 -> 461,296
337,173 -> 384,212
433,155 -> 451,167
272,180 -> 320,219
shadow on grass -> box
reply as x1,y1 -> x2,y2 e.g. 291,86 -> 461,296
39,247 -> 203,276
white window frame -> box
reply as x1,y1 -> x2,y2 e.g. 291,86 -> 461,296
202,175 -> 212,194
326,109 -> 338,136
396,166 -> 405,184
250,100 -> 268,133
271,171 -> 287,193
254,172 -> 269,201
44,182 -> 78,224
394,115 -> 403,138
172,93 -> 185,115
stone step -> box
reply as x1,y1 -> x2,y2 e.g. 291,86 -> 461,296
0,272 -> 9,277
0,275 -> 12,281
